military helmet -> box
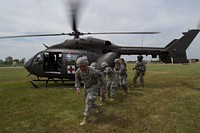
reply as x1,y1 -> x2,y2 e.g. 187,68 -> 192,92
137,55 -> 143,60
101,62 -> 108,68
114,58 -> 120,63
90,62 -> 98,69
76,56 -> 89,67
120,58 -> 125,62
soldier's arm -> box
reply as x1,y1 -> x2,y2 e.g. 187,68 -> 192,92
93,69 -> 104,85
75,70 -> 81,88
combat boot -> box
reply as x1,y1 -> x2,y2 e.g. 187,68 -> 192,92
79,116 -> 87,126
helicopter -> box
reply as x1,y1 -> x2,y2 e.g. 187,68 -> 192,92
0,0 -> 199,87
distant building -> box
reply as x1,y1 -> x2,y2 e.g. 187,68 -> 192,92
188,59 -> 199,63
12,59 -> 19,67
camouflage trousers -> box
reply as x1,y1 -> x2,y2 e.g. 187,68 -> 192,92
132,71 -> 144,87
99,82 -> 107,103
119,75 -> 128,93
106,80 -> 118,98
83,85 -> 99,117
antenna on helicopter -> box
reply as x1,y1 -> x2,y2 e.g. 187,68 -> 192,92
43,43 -> 49,49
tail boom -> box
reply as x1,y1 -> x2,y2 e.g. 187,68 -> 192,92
119,29 -> 200,63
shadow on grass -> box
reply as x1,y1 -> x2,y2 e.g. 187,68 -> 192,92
92,111 -> 133,130
180,81 -> 200,91
128,88 -> 145,97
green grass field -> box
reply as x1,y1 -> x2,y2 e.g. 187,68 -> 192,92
0,64 -> 200,133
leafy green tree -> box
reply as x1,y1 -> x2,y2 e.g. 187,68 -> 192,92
0,59 -> 3,66
20,58 -> 26,64
4,56 -> 13,64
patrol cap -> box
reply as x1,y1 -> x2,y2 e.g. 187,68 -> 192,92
76,56 -> 89,67
90,62 -> 98,69
101,62 -> 108,68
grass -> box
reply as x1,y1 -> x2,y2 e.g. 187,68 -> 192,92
0,64 -> 200,133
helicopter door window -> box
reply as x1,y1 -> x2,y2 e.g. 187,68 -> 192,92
66,53 -> 79,64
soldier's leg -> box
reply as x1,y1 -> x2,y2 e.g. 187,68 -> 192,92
80,93 -> 91,126
118,77 -> 122,90
121,76 -> 128,94
101,93 -> 106,103
139,73 -> 144,88
110,86 -> 116,101
90,94 -> 101,113
106,82 -> 111,97
100,86 -> 106,103
81,92 -> 99,126
132,72 -> 139,87
83,93 -> 93,117
110,81 -> 118,101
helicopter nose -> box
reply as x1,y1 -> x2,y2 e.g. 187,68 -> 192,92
24,58 -> 32,70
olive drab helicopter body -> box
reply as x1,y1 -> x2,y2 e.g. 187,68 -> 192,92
24,29 -> 199,81
24,37 -> 119,80
1,0 -> 200,87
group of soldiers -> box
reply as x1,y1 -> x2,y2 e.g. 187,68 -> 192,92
74,55 -> 146,126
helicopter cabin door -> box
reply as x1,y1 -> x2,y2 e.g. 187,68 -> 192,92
43,52 -> 62,73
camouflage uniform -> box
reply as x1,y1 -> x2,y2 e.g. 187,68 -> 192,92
75,57 -> 103,126
114,58 -> 120,87
132,55 -> 146,88
90,62 -> 106,103
118,58 -> 128,94
101,62 -> 118,100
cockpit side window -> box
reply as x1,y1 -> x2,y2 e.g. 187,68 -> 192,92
33,52 -> 43,65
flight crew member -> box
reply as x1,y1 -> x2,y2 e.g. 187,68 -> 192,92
101,62 -> 118,101
75,57 -> 103,126
132,55 -> 146,88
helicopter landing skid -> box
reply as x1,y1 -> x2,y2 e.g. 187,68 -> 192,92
30,78 -> 75,88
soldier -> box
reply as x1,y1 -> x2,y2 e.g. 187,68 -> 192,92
114,58 -> 128,94
75,57 -> 103,126
101,62 -> 118,101
118,58 -> 128,94
90,62 -> 106,103
114,58 -> 120,86
132,55 -> 146,88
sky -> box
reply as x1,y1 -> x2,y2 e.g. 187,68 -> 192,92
0,0 -> 200,61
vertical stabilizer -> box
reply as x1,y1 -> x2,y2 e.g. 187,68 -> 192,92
166,29 -> 200,63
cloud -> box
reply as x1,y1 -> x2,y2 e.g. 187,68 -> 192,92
0,0 -> 200,61
197,21 -> 200,29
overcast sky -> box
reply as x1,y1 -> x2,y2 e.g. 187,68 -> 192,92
0,0 -> 200,61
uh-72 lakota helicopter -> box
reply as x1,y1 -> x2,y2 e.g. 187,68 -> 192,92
0,0 -> 199,87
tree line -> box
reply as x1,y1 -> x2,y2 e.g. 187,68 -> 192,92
0,56 -> 25,66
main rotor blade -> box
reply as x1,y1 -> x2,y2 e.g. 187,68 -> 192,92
83,31 -> 160,35
0,33 -> 71,39
68,0 -> 82,32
